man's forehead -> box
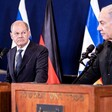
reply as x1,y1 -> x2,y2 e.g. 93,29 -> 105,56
12,24 -> 27,31
13,22 -> 26,28
98,9 -> 110,20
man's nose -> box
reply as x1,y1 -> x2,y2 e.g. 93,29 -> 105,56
18,32 -> 23,37
97,24 -> 102,31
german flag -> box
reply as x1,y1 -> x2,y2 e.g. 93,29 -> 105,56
39,0 -> 62,84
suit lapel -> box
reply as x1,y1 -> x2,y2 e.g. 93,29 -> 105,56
9,47 -> 17,79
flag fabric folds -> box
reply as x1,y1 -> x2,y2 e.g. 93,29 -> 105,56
39,0 -> 62,84
12,0 -> 31,48
78,0 -> 103,84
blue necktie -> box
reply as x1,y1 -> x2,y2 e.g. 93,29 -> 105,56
16,49 -> 23,74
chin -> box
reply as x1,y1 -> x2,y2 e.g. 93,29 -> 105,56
17,44 -> 24,47
103,36 -> 109,40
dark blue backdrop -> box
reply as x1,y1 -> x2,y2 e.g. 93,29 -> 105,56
0,0 -> 112,76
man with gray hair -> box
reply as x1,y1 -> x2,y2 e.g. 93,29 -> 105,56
75,4 -> 112,85
6,20 -> 48,83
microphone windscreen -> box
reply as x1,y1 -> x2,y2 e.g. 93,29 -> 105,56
87,44 -> 95,53
0,48 -> 9,57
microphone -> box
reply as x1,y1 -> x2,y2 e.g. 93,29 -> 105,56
0,48 -> 9,59
79,44 -> 95,64
87,44 -> 104,66
73,44 -> 103,84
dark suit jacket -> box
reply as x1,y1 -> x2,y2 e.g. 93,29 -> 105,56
6,41 -> 48,83
76,41 -> 112,85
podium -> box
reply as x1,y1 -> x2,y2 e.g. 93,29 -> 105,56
11,83 -> 112,112
0,83 -> 11,112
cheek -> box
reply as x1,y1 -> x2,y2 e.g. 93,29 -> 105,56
13,37 -> 18,42
103,26 -> 111,33
107,27 -> 112,35
109,30 -> 112,37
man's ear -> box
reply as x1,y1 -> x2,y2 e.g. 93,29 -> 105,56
28,30 -> 31,39
10,32 -> 13,40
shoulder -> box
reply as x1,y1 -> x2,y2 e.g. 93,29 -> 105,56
8,47 -> 16,54
30,41 -> 48,50
28,41 -> 48,54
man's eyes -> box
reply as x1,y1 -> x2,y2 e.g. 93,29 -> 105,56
14,31 -> 27,35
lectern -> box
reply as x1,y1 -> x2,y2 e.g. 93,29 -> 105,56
11,83 -> 112,112
0,83 -> 11,112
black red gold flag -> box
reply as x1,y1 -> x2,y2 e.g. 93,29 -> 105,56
39,0 -> 62,84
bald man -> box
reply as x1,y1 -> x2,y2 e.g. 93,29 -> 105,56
75,4 -> 112,85
6,20 -> 48,83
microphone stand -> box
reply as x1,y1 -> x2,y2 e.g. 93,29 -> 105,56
72,54 -> 96,84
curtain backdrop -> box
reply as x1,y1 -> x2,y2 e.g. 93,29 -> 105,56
0,0 -> 112,76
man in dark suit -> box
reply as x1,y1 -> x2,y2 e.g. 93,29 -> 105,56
75,4 -> 112,85
6,20 -> 48,83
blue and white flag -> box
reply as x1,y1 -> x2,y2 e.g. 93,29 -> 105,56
78,0 -> 103,75
11,0 -> 31,48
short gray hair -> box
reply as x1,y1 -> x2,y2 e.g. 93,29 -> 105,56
10,20 -> 29,32
102,4 -> 112,18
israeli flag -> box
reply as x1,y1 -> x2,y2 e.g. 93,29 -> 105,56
78,0 -> 103,75
11,0 -> 31,48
